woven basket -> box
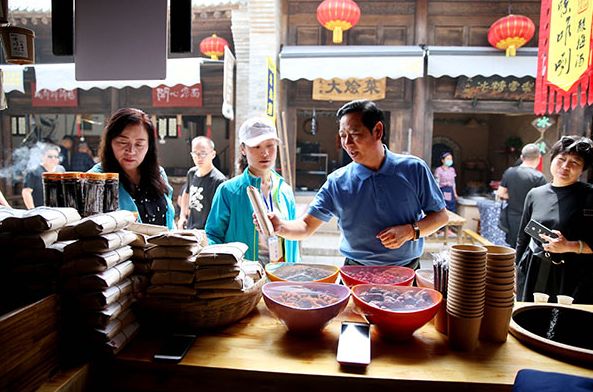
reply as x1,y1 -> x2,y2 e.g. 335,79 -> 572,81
137,276 -> 265,331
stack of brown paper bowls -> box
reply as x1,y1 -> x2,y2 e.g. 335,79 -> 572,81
446,244 -> 487,352
479,245 -> 516,343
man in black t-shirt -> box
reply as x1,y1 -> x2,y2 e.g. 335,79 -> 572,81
22,144 -> 65,208
497,143 -> 547,247
177,137 -> 226,230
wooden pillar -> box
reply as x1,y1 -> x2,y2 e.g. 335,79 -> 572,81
558,105 -> 593,138
285,107 -> 297,188
410,0 -> 432,162
389,110 -> 409,154
0,112 -> 9,163
0,112 -> 13,198
110,88 -> 120,115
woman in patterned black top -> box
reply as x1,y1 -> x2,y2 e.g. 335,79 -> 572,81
89,108 -> 175,229
515,135 -> 593,304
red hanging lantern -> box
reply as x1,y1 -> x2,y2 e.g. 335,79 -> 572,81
316,0 -> 361,44
199,34 -> 228,60
488,14 -> 535,57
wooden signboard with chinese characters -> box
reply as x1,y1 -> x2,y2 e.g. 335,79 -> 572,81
152,83 -> 202,107
313,78 -> 386,101
31,83 -> 78,107
454,76 -> 535,101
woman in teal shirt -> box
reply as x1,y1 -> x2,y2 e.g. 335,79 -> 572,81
90,108 -> 175,229
206,117 -> 299,264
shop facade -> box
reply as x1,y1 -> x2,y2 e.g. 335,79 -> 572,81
278,0 -> 593,195
0,4 -> 239,204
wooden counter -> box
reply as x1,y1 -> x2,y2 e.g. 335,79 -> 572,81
105,301 -> 593,392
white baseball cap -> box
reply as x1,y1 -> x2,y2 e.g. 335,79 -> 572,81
238,117 -> 281,147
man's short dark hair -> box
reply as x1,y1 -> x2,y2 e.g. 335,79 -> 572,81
550,135 -> 593,169
336,100 -> 385,134
62,135 -> 75,142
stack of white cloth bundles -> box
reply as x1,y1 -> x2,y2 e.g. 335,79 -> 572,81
194,242 -> 263,299
145,230 -> 207,298
0,207 -> 81,309
57,210 -> 142,355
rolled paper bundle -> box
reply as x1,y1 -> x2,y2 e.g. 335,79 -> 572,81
246,185 -> 274,237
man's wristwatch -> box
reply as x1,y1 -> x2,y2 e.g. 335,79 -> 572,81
411,222 -> 420,240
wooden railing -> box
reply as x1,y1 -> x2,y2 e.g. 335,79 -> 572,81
462,229 -> 494,246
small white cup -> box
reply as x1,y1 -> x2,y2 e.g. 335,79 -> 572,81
533,292 -> 549,303
556,295 -> 574,305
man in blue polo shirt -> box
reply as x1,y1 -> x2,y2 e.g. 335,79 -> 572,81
268,100 -> 448,268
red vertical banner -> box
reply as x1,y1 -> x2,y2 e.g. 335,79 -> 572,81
177,114 -> 182,137
206,114 -> 212,138
535,0 -> 593,114
75,114 -> 82,138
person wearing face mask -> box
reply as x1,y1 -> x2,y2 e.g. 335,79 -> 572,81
515,135 -> 593,304
434,152 -> 458,213
205,117 -> 300,265
89,108 -> 175,229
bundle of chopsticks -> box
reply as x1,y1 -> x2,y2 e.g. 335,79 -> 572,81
432,250 -> 449,299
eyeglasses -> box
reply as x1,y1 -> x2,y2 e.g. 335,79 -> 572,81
190,152 -> 211,158
46,154 -> 60,159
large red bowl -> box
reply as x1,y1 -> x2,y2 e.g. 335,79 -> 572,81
351,284 -> 442,340
340,265 -> 415,288
262,282 -> 350,333
266,263 -> 339,283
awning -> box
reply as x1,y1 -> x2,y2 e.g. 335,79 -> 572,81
279,45 -> 425,80
426,46 -> 537,78
34,58 -> 202,91
10,0 -> 245,12
1,58 -> 203,93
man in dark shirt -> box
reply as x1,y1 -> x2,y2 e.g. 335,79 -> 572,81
497,143 -> 547,247
22,144 -> 65,208
177,136 -> 226,229
70,141 -> 96,172
59,135 -> 74,171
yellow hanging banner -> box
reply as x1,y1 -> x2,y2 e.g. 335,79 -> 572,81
312,78 -> 386,101
547,0 -> 593,92
266,57 -> 277,123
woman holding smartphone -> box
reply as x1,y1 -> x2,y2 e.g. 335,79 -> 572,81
515,135 -> 593,304
205,117 -> 299,265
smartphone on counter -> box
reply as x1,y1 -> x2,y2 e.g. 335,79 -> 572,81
153,334 -> 196,362
336,322 -> 371,366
